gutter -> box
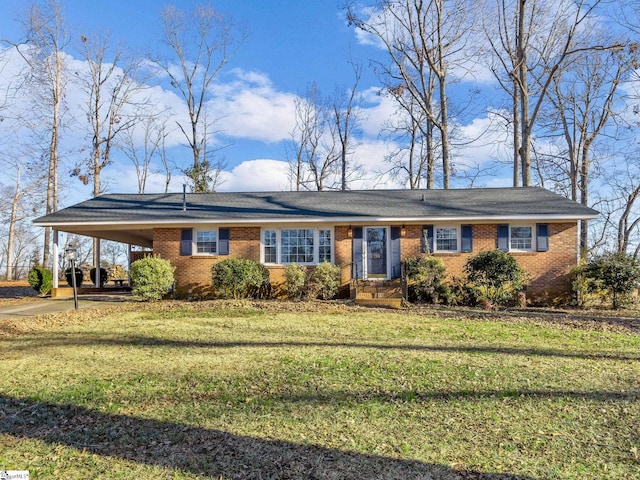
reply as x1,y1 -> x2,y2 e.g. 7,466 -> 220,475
33,213 -> 600,229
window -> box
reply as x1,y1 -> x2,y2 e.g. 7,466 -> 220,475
319,229 -> 332,262
263,230 -> 277,263
281,229 -> 314,263
262,228 -> 333,264
510,226 -> 533,251
436,227 -> 458,252
196,230 -> 217,254
423,224 -> 473,253
498,224 -> 535,252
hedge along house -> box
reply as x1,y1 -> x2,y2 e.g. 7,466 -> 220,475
34,187 -> 598,303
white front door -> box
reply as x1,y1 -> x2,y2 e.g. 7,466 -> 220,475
363,226 -> 389,280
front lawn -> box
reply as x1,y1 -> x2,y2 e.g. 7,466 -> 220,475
1,301 -> 638,479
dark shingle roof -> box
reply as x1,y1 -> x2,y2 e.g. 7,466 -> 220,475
35,187 -> 598,226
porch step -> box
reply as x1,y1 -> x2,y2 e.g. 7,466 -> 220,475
354,280 -> 404,308
357,286 -> 402,297
355,297 -> 403,309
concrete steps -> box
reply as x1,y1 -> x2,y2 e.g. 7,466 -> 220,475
354,280 -> 404,309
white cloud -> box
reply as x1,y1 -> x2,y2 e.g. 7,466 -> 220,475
455,111 -> 512,172
219,158 -> 292,192
208,69 -> 298,143
358,87 -> 399,137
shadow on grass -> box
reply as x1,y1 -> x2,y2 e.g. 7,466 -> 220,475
5,334 -> 639,362
0,394 -> 536,480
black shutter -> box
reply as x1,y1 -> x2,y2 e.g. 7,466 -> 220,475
536,223 -> 549,252
461,224 -> 473,253
180,229 -> 193,256
422,225 -> 434,253
390,227 -> 401,279
219,228 -> 230,255
497,224 -> 509,252
352,227 -> 363,279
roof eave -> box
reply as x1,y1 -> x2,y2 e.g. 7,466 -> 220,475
33,212 -> 599,229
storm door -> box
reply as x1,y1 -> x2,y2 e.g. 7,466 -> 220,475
364,227 -> 388,279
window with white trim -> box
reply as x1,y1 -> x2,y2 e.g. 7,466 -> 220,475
319,229 -> 332,263
510,226 -> 533,251
436,226 -> 458,252
262,228 -> 333,265
195,229 -> 217,254
282,229 -> 314,263
263,229 -> 277,263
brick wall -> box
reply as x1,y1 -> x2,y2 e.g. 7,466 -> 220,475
154,227 -> 261,296
154,222 -> 579,302
401,223 -> 578,301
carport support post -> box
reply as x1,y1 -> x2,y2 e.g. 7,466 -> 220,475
52,230 -> 59,289
66,247 -> 79,310
94,238 -> 101,287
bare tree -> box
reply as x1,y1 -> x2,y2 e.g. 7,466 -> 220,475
384,87 -> 436,189
598,161 -> 640,258
73,32 -> 146,273
101,240 -> 128,267
482,0 -> 618,186
153,4 -> 245,192
333,61 -> 363,190
118,111 -> 173,194
289,84 -> 340,191
5,164 -> 22,280
542,40 -> 637,257
18,0 -> 69,268
0,146 -> 46,280
157,120 -> 174,194
74,32 -> 144,198
347,0 -> 475,189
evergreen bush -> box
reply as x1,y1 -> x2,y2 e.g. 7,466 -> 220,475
211,258 -> 271,299
28,266 -> 53,296
90,267 -> 108,286
404,255 -> 448,303
570,260 -> 589,308
464,250 -> 527,307
307,261 -> 340,300
583,252 -> 640,309
65,267 -> 84,287
129,255 -> 175,301
284,263 -> 307,299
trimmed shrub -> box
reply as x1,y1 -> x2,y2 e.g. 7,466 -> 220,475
570,260 -> 589,308
211,258 -> 271,299
404,255 -> 448,303
129,255 -> 175,301
464,250 -> 527,308
583,252 -> 640,309
28,266 -> 53,296
284,263 -> 307,299
445,275 -> 478,306
90,267 -> 108,287
307,261 -> 340,300
65,267 -> 84,287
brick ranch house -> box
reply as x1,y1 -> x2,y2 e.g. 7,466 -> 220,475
34,187 -> 598,303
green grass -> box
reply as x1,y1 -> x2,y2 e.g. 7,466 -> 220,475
1,302 -> 639,479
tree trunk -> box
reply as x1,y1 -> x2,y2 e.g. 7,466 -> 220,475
6,167 -> 20,280
512,83 -> 520,187
516,0 -> 531,187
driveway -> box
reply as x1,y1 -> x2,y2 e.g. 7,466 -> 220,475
0,298 -> 121,320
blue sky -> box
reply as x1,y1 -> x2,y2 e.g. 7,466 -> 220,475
0,0 -> 513,205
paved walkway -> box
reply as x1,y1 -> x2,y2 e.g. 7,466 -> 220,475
0,296 -> 129,321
